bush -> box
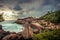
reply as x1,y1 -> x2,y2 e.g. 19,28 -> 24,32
40,11 -> 60,23
33,29 -> 60,40
0,14 -> 4,22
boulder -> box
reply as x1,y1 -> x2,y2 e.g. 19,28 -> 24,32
31,22 -> 44,30
0,30 -> 4,40
2,34 -> 18,40
22,23 -> 33,39
0,25 -> 2,30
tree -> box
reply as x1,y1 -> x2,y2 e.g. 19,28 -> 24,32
40,10 -> 60,23
0,13 -> 4,22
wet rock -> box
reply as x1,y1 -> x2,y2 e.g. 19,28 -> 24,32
17,32 -> 22,39
22,23 -> 33,39
15,19 -> 26,24
3,32 -> 10,36
0,25 -> 2,30
2,34 -> 18,40
0,30 -> 4,40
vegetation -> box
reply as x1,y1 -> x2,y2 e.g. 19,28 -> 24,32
0,14 -> 4,22
33,29 -> 60,40
33,10 -> 60,40
40,10 -> 60,23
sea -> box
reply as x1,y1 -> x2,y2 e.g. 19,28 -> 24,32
0,20 -> 24,33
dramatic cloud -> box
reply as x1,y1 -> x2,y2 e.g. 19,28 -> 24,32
0,4 -> 4,7
13,5 -> 22,11
42,0 -> 60,11
0,0 -> 60,19
17,0 -> 34,3
0,0 -> 34,4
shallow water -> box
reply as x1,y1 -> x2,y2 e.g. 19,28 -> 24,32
0,20 -> 24,33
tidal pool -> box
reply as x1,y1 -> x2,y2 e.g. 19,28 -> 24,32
1,23 -> 24,33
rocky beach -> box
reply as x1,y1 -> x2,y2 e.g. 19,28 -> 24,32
0,17 -> 60,40
0,0 -> 60,40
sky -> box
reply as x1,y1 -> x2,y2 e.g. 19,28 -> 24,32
0,0 -> 60,20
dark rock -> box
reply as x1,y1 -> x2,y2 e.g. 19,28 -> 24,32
0,30 -> 4,40
2,34 -> 18,40
3,31 -> 10,36
0,25 -> 2,30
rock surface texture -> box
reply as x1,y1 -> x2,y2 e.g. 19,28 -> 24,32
0,17 -> 60,40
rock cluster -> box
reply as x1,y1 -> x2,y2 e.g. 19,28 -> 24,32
16,17 -> 60,33
0,26 -> 33,40
0,17 -> 60,40
15,17 -> 44,33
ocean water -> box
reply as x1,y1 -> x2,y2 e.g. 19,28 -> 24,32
0,20 -> 24,33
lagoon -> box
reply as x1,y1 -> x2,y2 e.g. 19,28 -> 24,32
0,20 -> 24,33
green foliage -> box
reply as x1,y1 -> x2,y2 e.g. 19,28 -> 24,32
33,29 -> 60,40
40,10 -> 60,23
0,14 -> 4,22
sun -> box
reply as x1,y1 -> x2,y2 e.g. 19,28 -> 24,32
2,11 -> 17,20
4,11 -> 13,16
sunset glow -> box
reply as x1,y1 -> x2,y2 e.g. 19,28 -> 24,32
2,11 -> 18,20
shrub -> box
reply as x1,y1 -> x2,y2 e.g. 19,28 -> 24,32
33,29 -> 60,40
0,14 -> 4,22
40,11 -> 60,23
